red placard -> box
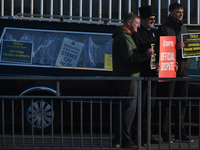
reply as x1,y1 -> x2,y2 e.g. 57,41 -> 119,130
159,36 -> 176,78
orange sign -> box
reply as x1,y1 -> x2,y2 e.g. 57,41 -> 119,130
159,36 -> 176,78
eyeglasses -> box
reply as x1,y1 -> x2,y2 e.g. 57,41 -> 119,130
148,18 -> 155,21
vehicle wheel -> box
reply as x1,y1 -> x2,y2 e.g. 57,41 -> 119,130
24,99 -> 61,134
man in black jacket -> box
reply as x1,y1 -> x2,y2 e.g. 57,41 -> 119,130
156,3 -> 192,143
132,5 -> 159,145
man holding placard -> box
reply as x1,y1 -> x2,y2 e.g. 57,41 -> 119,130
156,3 -> 192,143
132,5 -> 159,145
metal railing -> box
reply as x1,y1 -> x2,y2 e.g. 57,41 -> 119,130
0,76 -> 200,150
0,76 -> 143,150
146,77 -> 200,150
0,0 -> 200,26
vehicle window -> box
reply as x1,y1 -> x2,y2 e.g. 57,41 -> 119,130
0,27 -> 113,70
188,57 -> 200,76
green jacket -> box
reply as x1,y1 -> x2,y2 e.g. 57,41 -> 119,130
112,26 -> 149,77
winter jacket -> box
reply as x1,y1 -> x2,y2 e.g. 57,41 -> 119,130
156,15 -> 191,75
132,25 -> 157,77
112,26 -> 149,77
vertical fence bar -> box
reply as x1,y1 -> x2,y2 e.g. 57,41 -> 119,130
57,80 -> 60,96
21,0 -> 24,17
179,100 -> 181,148
1,0 -> 4,17
137,79 -> 142,150
168,0 -> 170,16
138,0 -> 141,16
31,99 -> 34,148
71,100 -> 73,148
129,99 -> 131,147
57,80 -> 61,148
99,0 -> 102,20
128,0 -> 131,13
108,0 -> 112,22
169,100 -> 172,149
100,99 -> 102,148
80,99 -> 83,148
57,78 -> 61,150
118,0 -> 121,23
51,99 -> 54,148
189,100 -> 191,149
147,80 -> 151,150
2,99 -> 5,148
79,0 -> 82,20
11,0 -> 14,16
159,100 -> 161,149
148,0 -> 151,5
119,100 -> 122,147
61,98 -> 63,148
110,99 -> 112,148
40,0 -> 43,18
60,0 -> 63,16
69,0 -> 72,20
12,99 -> 15,148
22,99 -> 24,148
30,0 -> 34,18
50,0 -> 53,19
90,99 -> 93,148
198,0 -> 200,24
158,0 -> 161,24
169,100 -> 171,148
41,99 -> 44,148
89,0 -> 92,21
187,0 -> 190,25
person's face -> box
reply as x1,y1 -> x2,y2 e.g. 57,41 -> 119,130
129,18 -> 140,32
170,8 -> 184,21
142,16 -> 155,30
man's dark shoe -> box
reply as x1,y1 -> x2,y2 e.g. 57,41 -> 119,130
174,136 -> 193,143
162,136 -> 173,144
123,142 -> 138,148
142,138 -> 160,145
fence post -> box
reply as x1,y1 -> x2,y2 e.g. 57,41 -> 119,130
147,79 -> 151,150
137,79 -> 142,150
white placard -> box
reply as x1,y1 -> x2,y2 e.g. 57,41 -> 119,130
55,38 -> 84,67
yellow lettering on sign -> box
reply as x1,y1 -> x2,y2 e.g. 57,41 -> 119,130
190,34 -> 198,38
12,42 -> 23,46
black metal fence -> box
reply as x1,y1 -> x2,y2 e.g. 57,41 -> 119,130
0,76 -> 200,150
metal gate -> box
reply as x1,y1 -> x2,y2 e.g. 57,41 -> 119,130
0,0 -> 200,26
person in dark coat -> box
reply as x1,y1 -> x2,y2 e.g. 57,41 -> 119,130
131,5 -> 159,145
156,2 -> 192,143
112,12 -> 154,148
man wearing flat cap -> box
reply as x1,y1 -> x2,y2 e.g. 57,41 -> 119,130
132,5 -> 159,145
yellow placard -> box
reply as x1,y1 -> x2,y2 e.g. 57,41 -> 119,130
150,44 -> 156,69
104,54 -> 112,69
